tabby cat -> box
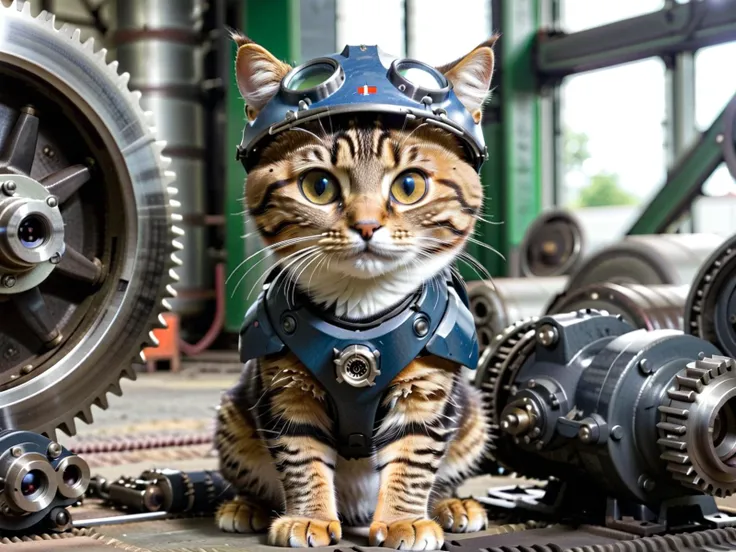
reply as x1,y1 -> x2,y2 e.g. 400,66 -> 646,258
214,34 -> 497,550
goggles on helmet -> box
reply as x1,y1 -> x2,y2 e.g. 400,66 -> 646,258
237,45 -> 489,173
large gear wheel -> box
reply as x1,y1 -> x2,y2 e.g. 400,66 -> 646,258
685,234 -> 736,358
0,2 -> 180,438
658,355 -> 736,497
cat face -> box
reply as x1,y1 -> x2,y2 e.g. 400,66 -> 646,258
234,37 -> 496,291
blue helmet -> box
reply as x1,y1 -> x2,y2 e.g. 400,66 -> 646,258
236,45 -> 489,173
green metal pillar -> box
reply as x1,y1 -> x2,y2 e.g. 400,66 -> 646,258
224,0 -> 301,333
469,0 -> 542,280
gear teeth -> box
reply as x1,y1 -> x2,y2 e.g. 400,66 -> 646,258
93,394 -> 110,410
658,355 -> 736,497
2,0 -> 180,439
76,407 -> 94,425
121,365 -> 137,381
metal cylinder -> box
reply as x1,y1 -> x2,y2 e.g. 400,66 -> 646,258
467,277 -> 568,354
111,0 -> 209,318
565,233 -> 724,290
546,282 -> 689,331
518,209 -> 585,277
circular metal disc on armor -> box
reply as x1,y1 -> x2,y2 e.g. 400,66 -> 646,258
0,1 -> 179,439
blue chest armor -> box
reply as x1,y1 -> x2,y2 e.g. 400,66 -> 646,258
238,268 -> 479,459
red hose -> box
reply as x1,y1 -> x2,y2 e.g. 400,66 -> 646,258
179,263 -> 225,356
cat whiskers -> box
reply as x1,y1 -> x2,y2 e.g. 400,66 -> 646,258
228,235 -> 328,299
248,245 -> 322,301
287,248 -> 326,307
413,236 -> 496,282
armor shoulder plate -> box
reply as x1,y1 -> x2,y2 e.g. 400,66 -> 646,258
239,296 -> 285,363
425,279 -> 479,370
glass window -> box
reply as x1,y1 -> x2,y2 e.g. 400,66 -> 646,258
560,58 -> 667,242
406,0 -> 491,65
336,0 -> 406,57
560,0 -> 664,33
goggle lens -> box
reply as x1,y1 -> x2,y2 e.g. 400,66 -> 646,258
286,63 -> 336,91
398,66 -> 444,90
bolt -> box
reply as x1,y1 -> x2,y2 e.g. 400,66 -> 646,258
20,365 -> 33,375
528,379 -> 536,388
53,508 -> 70,527
536,324 -> 558,347
578,425 -> 594,443
49,253 -> 62,265
359,44 -> 367,51
639,476 -> 656,492
46,195 -> 59,208
21,105 -> 36,116
638,358 -> 653,375
717,134 -> 725,144
413,316 -> 429,337
47,442 -> 62,459
284,110 -> 296,122
535,441 -> 544,450
1,275 -> 15,288
531,427 -> 541,438
11,447 -> 22,458
1,181 -> 16,195
1,505 -> 10,515
611,425 -> 623,440
281,315 -> 296,334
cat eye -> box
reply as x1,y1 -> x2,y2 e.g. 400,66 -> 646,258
390,171 -> 427,205
299,170 -> 340,205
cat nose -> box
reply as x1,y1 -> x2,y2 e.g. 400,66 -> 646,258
351,221 -> 382,241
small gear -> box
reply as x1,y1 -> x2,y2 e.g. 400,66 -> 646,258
658,355 -> 736,497
476,317 -> 540,431
685,235 -> 736,359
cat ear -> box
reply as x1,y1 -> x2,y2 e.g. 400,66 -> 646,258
230,31 -> 292,121
436,36 -> 498,124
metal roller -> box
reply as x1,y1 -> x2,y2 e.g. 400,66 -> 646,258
111,0 -> 209,319
546,282 -> 689,331
518,209 -> 585,277
0,1 -> 177,438
564,233 -> 724,290
467,277 -> 568,354
685,232 -> 736,358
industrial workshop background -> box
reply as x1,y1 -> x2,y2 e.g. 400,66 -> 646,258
10,0 -> 735,352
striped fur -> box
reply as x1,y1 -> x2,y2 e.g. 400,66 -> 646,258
216,37 -> 496,549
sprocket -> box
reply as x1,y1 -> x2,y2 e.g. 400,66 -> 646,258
658,355 -> 736,497
684,234 -> 736,358
0,2 -> 180,438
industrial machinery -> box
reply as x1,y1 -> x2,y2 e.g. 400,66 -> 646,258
87,468 -> 234,515
0,1 -> 177,440
468,277 -> 568,355
0,430 -> 89,533
547,282 -> 689,331
563,234 -> 724,290
517,209 -> 585,278
686,231 -> 736,359
475,310 -> 736,535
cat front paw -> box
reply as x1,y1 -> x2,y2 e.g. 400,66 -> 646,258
432,498 -> 488,533
369,518 -> 444,550
268,516 -> 342,547
216,497 -> 271,533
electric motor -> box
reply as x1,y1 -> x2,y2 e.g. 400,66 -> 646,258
685,231 -> 736,358
547,282 -> 689,331
518,209 -> 585,277
477,310 -> 736,506
467,277 -> 568,355
564,233 -> 723,290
